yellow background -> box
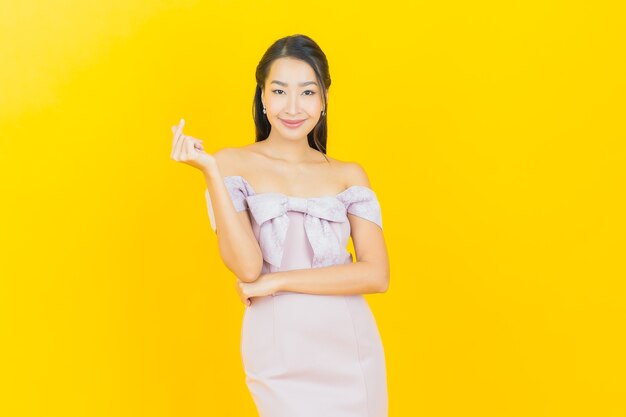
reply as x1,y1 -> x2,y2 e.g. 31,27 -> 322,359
1,1 -> 625,416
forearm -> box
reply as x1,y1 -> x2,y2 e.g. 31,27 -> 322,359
204,168 -> 262,281
269,261 -> 389,296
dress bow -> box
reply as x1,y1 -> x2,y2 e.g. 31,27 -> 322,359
246,193 -> 348,269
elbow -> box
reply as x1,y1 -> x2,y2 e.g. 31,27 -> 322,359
223,246 -> 263,282
377,278 -> 389,293
377,268 -> 390,293
238,270 -> 261,283
237,255 -> 264,283
361,260 -> 390,293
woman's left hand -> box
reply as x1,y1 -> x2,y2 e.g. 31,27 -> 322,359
235,273 -> 280,306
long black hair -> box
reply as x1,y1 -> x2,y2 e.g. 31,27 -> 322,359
252,34 -> 331,160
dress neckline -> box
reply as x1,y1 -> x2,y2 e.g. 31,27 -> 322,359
224,175 -> 372,200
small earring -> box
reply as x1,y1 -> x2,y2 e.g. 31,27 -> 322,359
262,106 -> 266,114
321,109 -> 326,116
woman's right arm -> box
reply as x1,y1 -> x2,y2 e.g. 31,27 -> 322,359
203,151 -> 263,283
169,119 -> 263,282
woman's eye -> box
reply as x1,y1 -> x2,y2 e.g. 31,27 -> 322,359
271,89 -> 316,96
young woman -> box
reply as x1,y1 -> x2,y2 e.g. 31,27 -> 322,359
170,34 -> 390,417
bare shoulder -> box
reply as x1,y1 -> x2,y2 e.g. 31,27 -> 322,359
211,145 -> 255,177
340,159 -> 372,188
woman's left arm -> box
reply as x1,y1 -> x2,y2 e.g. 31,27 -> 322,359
237,261 -> 388,306
263,256 -> 389,295
236,223 -> 388,304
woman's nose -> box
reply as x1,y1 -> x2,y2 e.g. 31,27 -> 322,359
287,94 -> 300,113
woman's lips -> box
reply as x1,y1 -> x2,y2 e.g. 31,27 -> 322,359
280,118 -> 306,128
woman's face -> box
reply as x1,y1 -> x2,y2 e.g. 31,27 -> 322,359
262,57 -> 325,140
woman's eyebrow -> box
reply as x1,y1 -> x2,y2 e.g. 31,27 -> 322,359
271,80 -> 319,87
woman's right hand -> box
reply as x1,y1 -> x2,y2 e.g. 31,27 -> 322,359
170,118 -> 216,173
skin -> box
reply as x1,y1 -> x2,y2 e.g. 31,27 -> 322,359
171,57 -> 390,307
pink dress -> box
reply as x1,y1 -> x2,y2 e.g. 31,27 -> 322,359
205,175 -> 388,417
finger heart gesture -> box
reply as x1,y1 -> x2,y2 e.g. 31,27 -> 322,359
170,118 -> 215,173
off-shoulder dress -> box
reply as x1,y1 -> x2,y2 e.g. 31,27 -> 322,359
205,175 -> 388,417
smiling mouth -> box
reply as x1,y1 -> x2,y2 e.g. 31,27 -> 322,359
280,118 -> 306,128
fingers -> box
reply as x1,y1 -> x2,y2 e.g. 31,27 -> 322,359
171,118 -> 209,164
171,118 -> 183,148
235,280 -> 251,306
184,137 -> 196,160
174,119 -> 186,159
171,118 -> 185,160
182,134 -> 195,161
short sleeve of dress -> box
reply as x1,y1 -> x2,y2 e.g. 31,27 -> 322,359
205,176 -> 250,233
337,186 -> 383,229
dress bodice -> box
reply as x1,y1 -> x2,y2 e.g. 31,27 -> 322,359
205,175 -> 383,272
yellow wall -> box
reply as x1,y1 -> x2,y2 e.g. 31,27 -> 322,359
1,1 -> 624,416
